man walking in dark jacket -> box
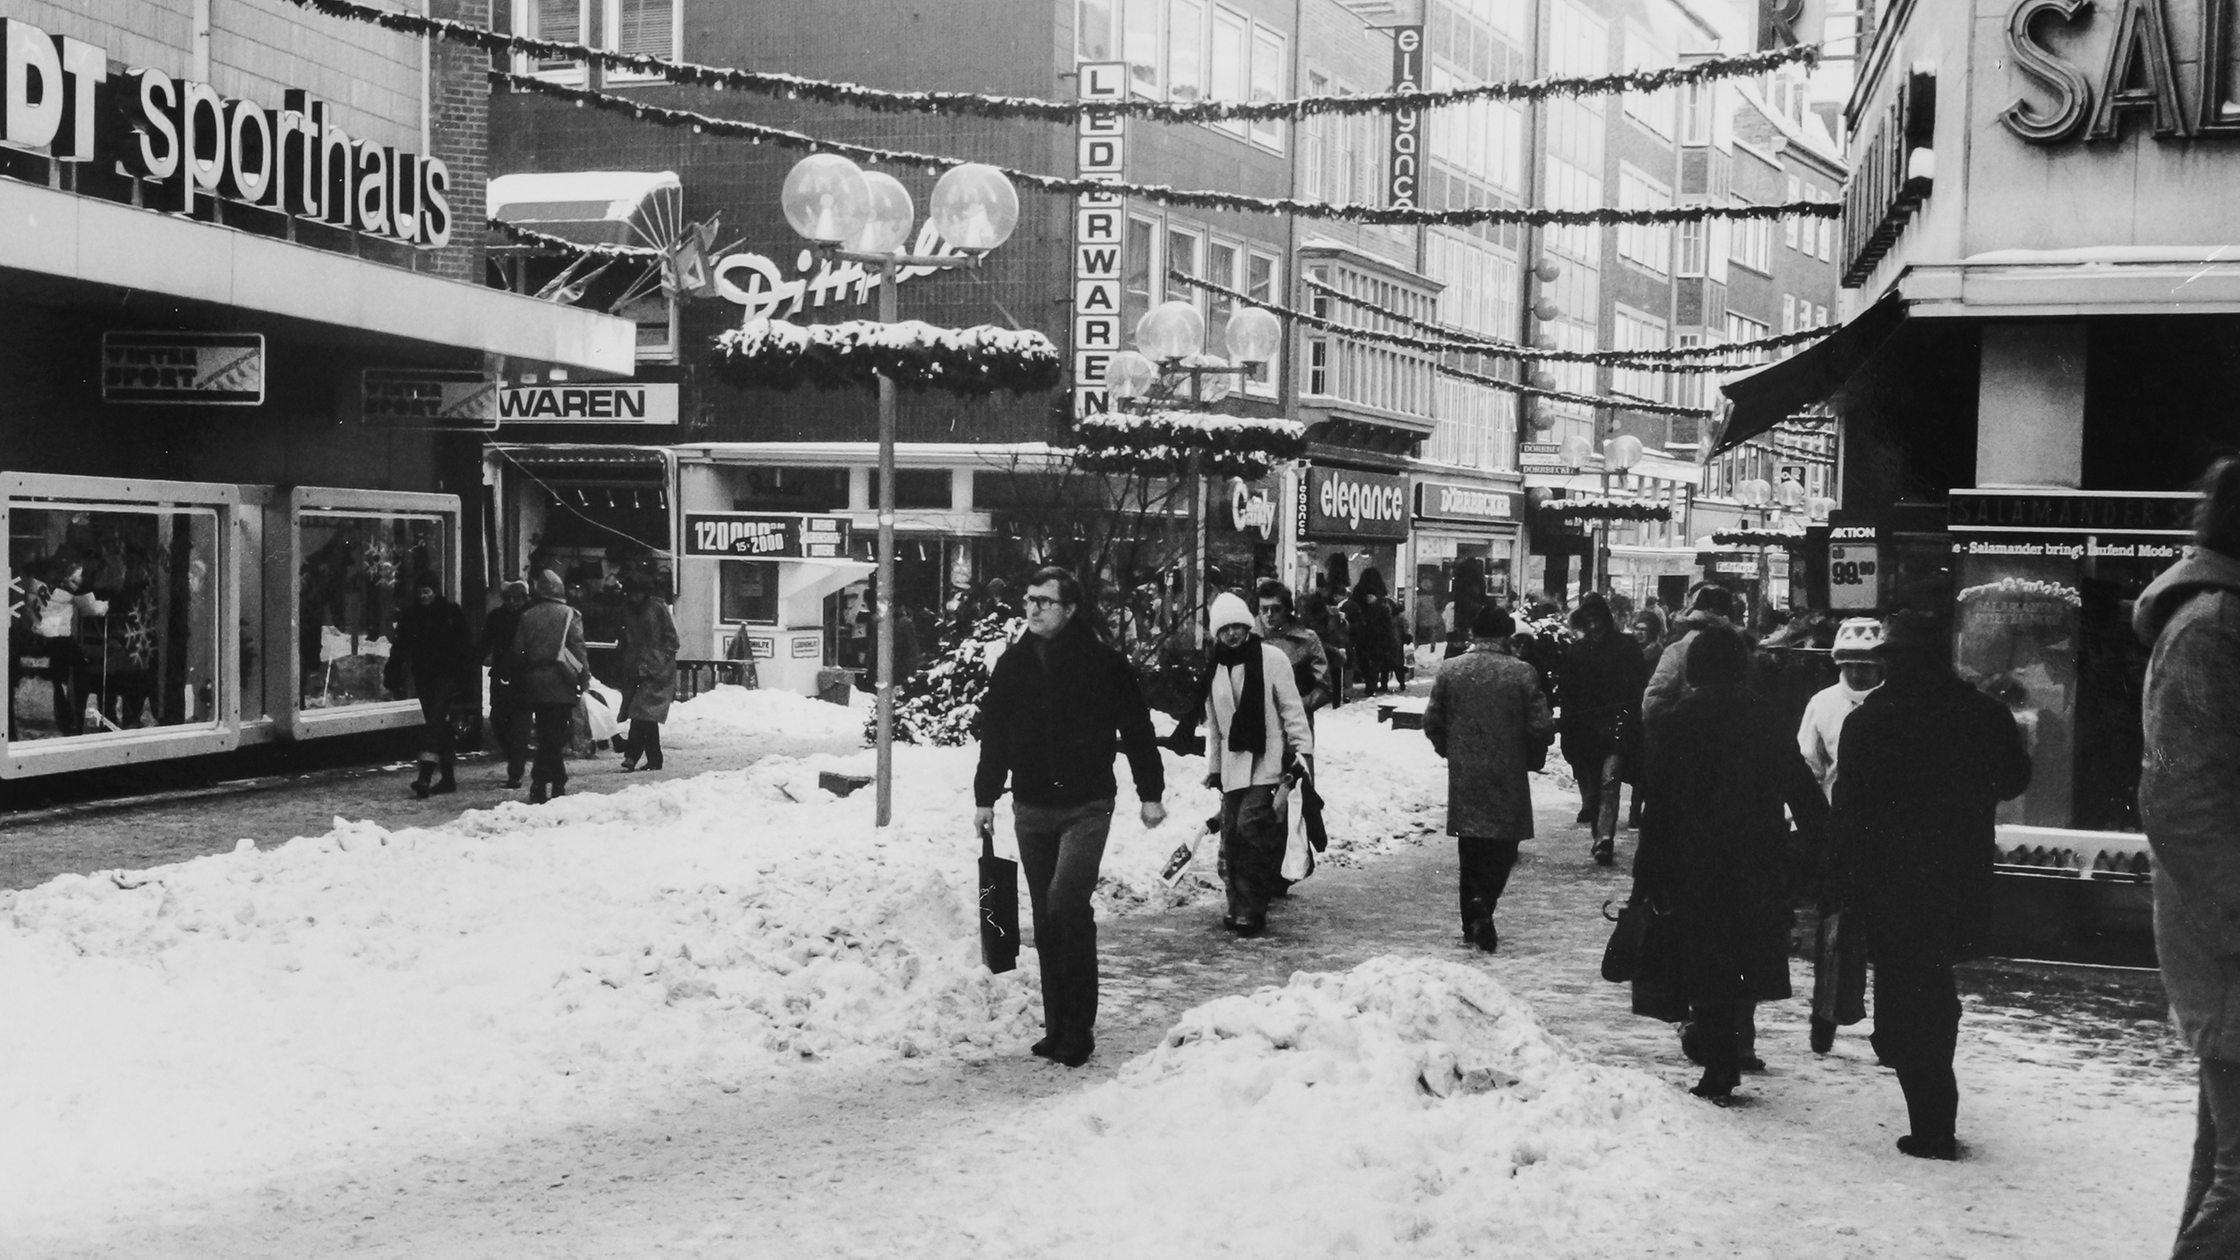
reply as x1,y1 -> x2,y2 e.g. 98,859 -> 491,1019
388,572 -> 475,799
973,567 -> 1167,1068
1832,611 -> 2030,1160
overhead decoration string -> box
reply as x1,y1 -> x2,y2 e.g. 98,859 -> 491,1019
490,71 -> 1841,229
283,0 -> 1816,122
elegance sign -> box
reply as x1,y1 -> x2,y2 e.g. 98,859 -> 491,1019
1072,62 -> 1128,422
1300,466 -> 1409,541
0,17 -> 452,247
1387,26 -> 1426,210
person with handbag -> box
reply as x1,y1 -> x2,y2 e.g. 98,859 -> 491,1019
616,571 -> 681,773
1633,625 -> 1827,1102
972,567 -> 1167,1069
511,569 -> 589,804
387,572 -> 475,799
1795,617 -> 1885,1054
1558,595 -> 1648,866
1422,604 -> 1554,954
1197,592 -> 1314,939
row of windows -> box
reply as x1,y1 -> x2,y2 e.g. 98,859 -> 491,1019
1608,306 -> 1666,404
1783,175 -> 1837,261
522,0 -> 679,76
1121,213 -> 1283,396
1303,265 -> 1438,418
1614,167 -> 1671,277
1077,0 -> 1288,152
1299,72 -> 1386,207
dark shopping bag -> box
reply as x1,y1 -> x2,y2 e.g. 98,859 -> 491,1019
1600,897 -> 1658,983
978,830 -> 1020,974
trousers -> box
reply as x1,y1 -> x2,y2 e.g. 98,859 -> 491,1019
1013,799 -> 1114,1040
416,679 -> 457,774
2175,1058 -> 2240,1259
1455,836 -> 1521,934
1219,784 -> 1286,924
530,702 -> 576,791
1874,960 -> 1961,1141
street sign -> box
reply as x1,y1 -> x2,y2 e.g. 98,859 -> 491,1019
360,369 -> 498,430
100,332 -> 265,405
1518,443 -> 1576,476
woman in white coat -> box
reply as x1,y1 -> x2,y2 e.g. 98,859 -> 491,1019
1200,592 -> 1314,937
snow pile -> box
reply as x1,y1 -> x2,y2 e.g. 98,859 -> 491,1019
664,682 -> 866,745
969,956 -> 1708,1258
0,766 -> 1037,1235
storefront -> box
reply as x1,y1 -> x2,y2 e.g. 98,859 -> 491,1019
0,8 -> 633,781
1408,475 -> 1521,649
1716,0 -> 2240,862
1293,464 -> 1411,610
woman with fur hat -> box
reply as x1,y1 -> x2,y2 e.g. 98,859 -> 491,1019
1199,592 -> 1314,937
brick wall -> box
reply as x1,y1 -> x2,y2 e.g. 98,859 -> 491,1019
426,0 -> 489,281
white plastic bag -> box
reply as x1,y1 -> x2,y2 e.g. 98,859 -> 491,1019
580,685 -> 621,743
1278,785 -> 1315,884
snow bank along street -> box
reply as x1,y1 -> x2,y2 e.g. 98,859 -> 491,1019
0,689 -> 2197,1257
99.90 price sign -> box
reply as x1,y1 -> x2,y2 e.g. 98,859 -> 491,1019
1827,542 -> 1881,611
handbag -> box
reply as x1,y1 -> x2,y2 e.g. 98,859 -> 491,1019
978,829 -> 1020,974
557,608 -> 589,685
1600,896 -> 1663,983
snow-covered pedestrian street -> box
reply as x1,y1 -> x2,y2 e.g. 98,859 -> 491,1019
0,690 -> 2196,1258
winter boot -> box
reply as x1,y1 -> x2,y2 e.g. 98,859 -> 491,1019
1810,1017 -> 1837,1055
529,780 -> 550,805
430,771 -> 457,796
411,760 -> 435,799
1591,836 -> 1615,867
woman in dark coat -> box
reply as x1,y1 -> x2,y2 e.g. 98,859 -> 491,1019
1631,625 -> 1827,1101
1558,597 -> 1647,865
388,572 -> 475,798
616,574 -> 681,771
1345,568 -> 1403,695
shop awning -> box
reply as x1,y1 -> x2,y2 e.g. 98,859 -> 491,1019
780,559 -> 875,605
1714,292 -> 1907,455
488,171 -> 683,250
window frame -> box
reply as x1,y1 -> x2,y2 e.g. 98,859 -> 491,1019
1123,0 -> 1164,99
1208,5 -> 1250,139
1249,24 -> 1287,151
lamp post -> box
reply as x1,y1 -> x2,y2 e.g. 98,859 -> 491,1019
1598,434 -> 1643,601
1107,299 -> 1281,643
781,154 -> 1020,828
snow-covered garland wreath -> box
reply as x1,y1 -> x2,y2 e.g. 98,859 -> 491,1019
1535,496 -> 1674,523
711,319 -> 1062,395
491,71 -> 1839,232
283,0 -> 1816,123
1071,411 -> 1309,481
1956,577 -> 2083,608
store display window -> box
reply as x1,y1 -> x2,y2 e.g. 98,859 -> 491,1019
720,559 -> 780,624
9,503 -> 222,741
296,509 -> 447,711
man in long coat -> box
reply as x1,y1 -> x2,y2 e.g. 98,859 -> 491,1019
1833,611 -> 2030,1160
1423,604 -> 1554,953
617,573 -> 680,772
2136,455 -> 2240,1258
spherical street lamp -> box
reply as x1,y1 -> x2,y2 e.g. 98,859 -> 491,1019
846,171 -> 916,256
1108,350 -> 1160,402
1604,434 -> 1644,471
1558,434 -> 1594,468
1135,300 -> 1206,363
1776,478 -> 1807,510
927,163 -> 1020,253
1533,298 -> 1562,322
779,153 -> 873,246
1736,478 -> 1773,506
1535,259 -> 1563,283
1224,306 -> 1282,364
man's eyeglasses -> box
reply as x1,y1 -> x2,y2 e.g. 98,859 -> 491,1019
1024,595 -> 1064,610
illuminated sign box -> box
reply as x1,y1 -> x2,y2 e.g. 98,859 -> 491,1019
100,332 -> 265,405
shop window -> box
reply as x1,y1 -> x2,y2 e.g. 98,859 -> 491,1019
867,469 -> 953,511
719,560 -> 780,625
10,505 -> 221,740
297,512 -> 446,712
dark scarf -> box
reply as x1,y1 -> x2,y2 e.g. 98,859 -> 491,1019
1200,634 -> 1267,755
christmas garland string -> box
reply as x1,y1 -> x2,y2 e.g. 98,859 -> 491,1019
1300,277 -> 1841,364
710,318 -> 1062,394
1167,272 -> 1717,414
493,70 -> 1842,230
1072,411 -> 1309,481
1536,496 -> 1674,522
282,0 -> 1817,124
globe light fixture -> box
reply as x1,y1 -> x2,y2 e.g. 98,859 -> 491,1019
1527,411 -> 1557,433
846,171 -> 916,256
927,163 -> 1020,253
1558,434 -> 1595,468
1181,353 -> 1234,402
779,153 -> 872,245
1223,306 -> 1282,364
1807,495 -> 1837,521
1107,350 -> 1160,401
1736,477 -> 1773,506
1135,300 -> 1206,363
1533,298 -> 1562,322
1530,368 -> 1559,391
1534,259 -> 1563,283
1776,478 -> 1807,509
1604,434 -> 1644,471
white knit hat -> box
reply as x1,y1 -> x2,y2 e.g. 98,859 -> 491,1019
1208,592 -> 1255,633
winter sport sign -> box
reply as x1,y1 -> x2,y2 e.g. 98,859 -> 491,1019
100,332 -> 264,405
